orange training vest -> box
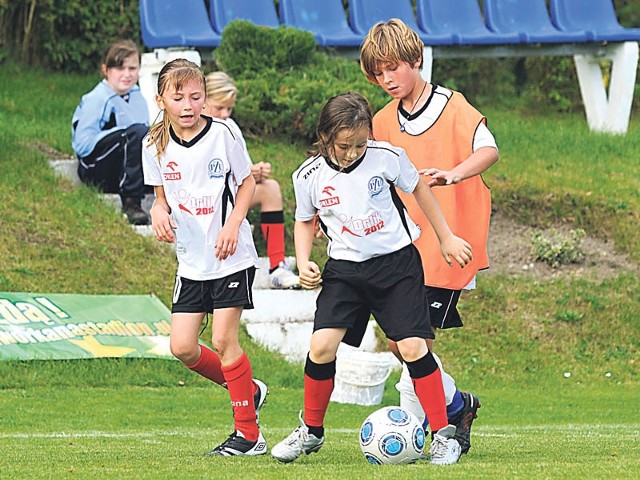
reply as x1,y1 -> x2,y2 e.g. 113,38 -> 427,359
373,90 -> 491,290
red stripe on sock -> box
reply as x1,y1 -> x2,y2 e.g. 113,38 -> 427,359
303,374 -> 334,427
412,369 -> 448,432
222,353 -> 259,441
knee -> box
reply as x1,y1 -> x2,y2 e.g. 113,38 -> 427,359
170,338 -> 199,364
262,179 -> 281,197
396,338 -> 428,363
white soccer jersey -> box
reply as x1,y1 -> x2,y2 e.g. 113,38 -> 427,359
293,140 -> 422,262
143,116 -> 259,281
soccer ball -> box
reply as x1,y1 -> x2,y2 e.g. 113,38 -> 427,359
359,406 -> 425,465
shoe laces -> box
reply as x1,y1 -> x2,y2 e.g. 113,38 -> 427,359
430,433 -> 450,459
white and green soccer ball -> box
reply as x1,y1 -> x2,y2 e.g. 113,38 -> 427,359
359,406 -> 425,465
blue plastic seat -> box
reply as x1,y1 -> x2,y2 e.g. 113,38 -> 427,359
278,0 -> 363,47
139,0 -> 221,48
416,0 -> 520,45
484,0 -> 588,44
348,0 -> 454,46
550,0 -> 640,42
210,0 -> 280,34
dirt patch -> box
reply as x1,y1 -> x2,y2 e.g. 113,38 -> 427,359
29,141 -> 74,160
486,210 -> 638,281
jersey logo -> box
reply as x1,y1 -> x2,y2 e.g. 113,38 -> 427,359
338,212 -> 385,237
341,225 -> 362,237
167,161 -> 178,171
178,204 -> 193,215
163,172 -> 182,181
320,185 -> 340,207
208,158 -> 225,179
368,176 -> 385,197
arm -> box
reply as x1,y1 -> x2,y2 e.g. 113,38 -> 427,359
422,146 -> 498,187
412,178 -> 473,268
214,173 -> 256,260
150,186 -> 176,243
294,219 -> 322,289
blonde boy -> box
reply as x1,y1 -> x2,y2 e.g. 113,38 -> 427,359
360,19 -> 499,455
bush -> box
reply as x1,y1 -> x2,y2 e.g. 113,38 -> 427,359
531,229 -> 586,268
214,20 -> 388,142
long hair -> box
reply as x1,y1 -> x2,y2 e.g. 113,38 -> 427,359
310,92 -> 373,160
147,58 -> 206,158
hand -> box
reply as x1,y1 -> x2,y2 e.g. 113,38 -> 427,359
150,204 -> 176,243
214,223 -> 239,260
440,235 -> 473,268
298,261 -> 322,289
251,162 -> 272,184
420,168 -> 463,187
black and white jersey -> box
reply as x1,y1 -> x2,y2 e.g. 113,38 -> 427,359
143,116 -> 259,281
293,140 -> 422,262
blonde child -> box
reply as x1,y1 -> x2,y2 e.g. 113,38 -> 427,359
142,59 -> 267,456
271,92 -> 472,465
204,72 -> 300,290
360,19 -> 500,454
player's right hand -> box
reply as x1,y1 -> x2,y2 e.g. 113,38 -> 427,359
150,205 -> 176,243
299,261 -> 322,289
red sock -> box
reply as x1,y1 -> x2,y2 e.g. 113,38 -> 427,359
261,211 -> 285,270
222,353 -> 258,441
303,374 -> 334,427
412,369 -> 448,432
185,345 -> 225,386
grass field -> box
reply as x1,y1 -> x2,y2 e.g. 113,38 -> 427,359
1,64 -> 639,479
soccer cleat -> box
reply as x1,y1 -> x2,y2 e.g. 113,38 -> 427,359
271,411 -> 324,463
253,378 -> 268,423
205,430 -> 267,456
449,391 -> 481,454
268,262 -> 301,289
122,197 -> 149,225
429,424 -> 461,465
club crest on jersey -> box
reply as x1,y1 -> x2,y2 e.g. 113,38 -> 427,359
320,185 -> 340,207
207,158 -> 225,179
368,176 -> 385,197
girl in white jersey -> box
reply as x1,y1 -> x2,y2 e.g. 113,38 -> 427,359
271,92 -> 473,466
142,59 -> 266,457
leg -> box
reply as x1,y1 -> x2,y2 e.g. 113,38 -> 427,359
271,327 -> 345,463
398,337 -> 461,465
119,124 -> 150,225
212,306 -> 259,441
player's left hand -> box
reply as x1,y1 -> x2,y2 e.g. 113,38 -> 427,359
420,168 -> 463,187
440,235 -> 473,268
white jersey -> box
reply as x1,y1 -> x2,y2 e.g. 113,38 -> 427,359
293,140 -> 422,262
143,116 -> 259,281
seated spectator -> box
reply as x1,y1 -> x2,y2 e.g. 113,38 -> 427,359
204,71 -> 300,289
71,40 -> 150,225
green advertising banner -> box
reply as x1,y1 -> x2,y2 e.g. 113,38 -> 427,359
0,292 -> 174,360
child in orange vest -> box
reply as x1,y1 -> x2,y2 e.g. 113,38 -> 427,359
360,18 -> 499,455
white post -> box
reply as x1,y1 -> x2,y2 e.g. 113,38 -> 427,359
574,41 -> 638,134
420,46 -> 433,83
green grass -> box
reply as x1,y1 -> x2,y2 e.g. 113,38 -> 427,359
1,63 -> 639,478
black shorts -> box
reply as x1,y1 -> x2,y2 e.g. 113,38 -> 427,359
426,286 -> 463,329
171,267 -> 255,314
314,245 -> 433,347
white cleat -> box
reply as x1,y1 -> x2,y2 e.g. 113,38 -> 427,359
429,424 -> 462,465
271,412 -> 324,463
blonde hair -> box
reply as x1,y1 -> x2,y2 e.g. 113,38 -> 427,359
359,18 -> 424,84
147,58 -> 206,157
310,92 -> 372,159
205,71 -> 237,104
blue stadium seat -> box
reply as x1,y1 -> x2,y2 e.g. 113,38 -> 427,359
484,0 -> 588,43
415,0 -> 520,45
550,0 -> 640,42
210,0 -> 280,34
278,0 -> 363,47
139,0 -> 221,48
348,0 -> 455,46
